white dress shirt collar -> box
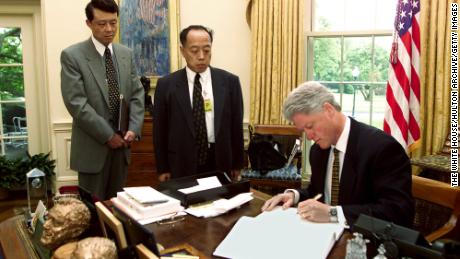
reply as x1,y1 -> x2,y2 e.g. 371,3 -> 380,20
185,66 -> 210,84
91,35 -> 114,57
332,115 -> 350,153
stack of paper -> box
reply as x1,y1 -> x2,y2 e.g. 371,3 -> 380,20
185,192 -> 253,218
111,186 -> 184,224
214,207 -> 344,259
177,176 -> 222,194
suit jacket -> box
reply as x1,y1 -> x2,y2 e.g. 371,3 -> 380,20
299,118 -> 414,227
153,67 -> 244,178
61,39 -> 144,173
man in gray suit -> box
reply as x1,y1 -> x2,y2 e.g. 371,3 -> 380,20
61,0 -> 144,200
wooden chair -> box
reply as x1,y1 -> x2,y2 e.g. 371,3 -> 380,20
136,244 -> 160,259
412,175 -> 460,242
243,124 -> 303,194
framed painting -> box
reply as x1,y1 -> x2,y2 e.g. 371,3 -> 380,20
117,0 -> 181,86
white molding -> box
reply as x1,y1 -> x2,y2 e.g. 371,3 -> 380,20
55,176 -> 78,191
305,30 -> 392,37
52,123 -> 76,188
52,121 -> 72,132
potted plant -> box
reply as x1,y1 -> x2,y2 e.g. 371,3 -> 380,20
0,152 -> 56,199
0,156 -> 20,198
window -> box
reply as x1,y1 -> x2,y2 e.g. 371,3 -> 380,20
0,11 -> 47,160
0,27 -> 27,159
306,0 -> 398,128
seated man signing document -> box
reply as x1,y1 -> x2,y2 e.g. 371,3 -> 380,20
262,82 -> 414,227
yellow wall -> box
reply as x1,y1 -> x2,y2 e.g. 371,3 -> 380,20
180,0 -> 251,121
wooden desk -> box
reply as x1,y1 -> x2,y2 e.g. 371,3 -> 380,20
0,216 -> 39,259
0,191 -> 350,258
146,190 -> 350,258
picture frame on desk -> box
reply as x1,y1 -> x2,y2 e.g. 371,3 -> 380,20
111,204 -> 161,257
95,201 -> 128,250
116,0 -> 181,89
160,243 -> 208,259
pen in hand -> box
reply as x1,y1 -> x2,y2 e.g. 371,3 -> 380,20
312,193 -> 322,201
297,193 -> 323,215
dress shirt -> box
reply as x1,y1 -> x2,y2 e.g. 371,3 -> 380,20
91,35 -> 114,57
186,66 -> 215,143
286,116 -> 351,225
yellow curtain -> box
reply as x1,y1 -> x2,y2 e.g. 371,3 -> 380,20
247,0 -> 304,125
413,0 -> 455,159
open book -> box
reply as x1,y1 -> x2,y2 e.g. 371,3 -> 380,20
214,207 -> 344,259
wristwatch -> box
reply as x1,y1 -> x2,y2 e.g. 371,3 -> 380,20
329,207 -> 338,223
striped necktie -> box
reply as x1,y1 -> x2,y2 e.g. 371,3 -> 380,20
192,73 -> 208,165
331,148 -> 340,206
104,47 -> 120,126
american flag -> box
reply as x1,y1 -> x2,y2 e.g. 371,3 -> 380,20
384,0 -> 421,152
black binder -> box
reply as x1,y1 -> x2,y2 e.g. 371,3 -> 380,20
158,171 -> 250,207
117,94 -> 129,136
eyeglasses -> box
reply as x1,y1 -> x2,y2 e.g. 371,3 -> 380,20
157,212 -> 186,225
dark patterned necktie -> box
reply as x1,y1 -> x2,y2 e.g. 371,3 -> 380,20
192,73 -> 208,165
331,148 -> 340,206
104,47 -> 120,126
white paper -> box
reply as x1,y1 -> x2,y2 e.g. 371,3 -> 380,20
214,207 -> 344,259
138,211 -> 187,225
116,192 -> 182,217
31,200 -> 46,232
123,186 -> 170,204
178,176 -> 222,194
111,197 -> 184,223
185,192 -> 253,218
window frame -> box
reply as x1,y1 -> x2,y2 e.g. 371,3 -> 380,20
304,0 -> 394,127
0,3 -> 50,158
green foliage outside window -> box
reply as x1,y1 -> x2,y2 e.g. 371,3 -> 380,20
0,28 -> 23,100
312,17 -> 390,96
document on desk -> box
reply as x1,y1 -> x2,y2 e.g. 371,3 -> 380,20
214,207 -> 344,259
185,192 -> 253,218
123,186 -> 170,204
177,176 -> 222,194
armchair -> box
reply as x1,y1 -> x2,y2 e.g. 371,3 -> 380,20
242,124 -> 303,194
412,175 -> 460,242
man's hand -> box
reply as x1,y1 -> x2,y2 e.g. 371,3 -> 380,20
297,199 -> 330,222
123,130 -> 136,145
261,192 -> 295,212
230,170 -> 240,181
158,173 -> 171,182
107,134 -> 126,149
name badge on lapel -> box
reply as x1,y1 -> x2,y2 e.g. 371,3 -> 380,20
204,99 -> 212,112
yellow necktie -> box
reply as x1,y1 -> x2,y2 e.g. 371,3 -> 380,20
331,148 -> 340,206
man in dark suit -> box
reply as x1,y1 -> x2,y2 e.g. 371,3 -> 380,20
153,25 -> 244,181
262,82 -> 414,227
61,0 -> 144,200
